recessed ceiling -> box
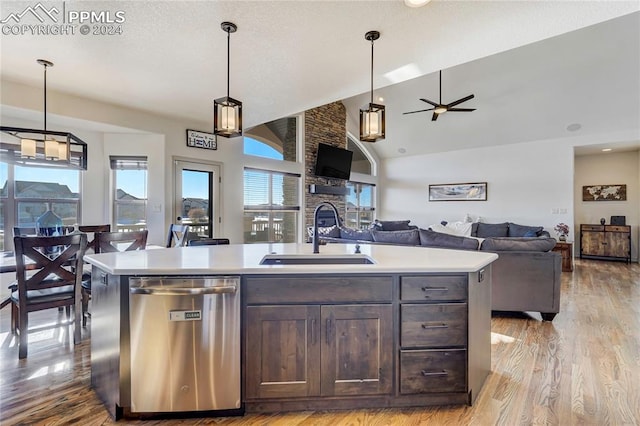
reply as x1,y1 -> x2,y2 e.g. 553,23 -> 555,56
1,1 -> 638,159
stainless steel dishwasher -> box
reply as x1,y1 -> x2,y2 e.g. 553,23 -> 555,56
128,276 -> 241,414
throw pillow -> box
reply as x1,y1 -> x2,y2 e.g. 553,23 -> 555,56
307,225 -> 341,239
418,229 -> 480,250
508,222 -> 544,237
371,229 -> 420,245
523,230 -> 538,237
375,220 -> 413,231
340,227 -> 374,241
480,237 -> 557,252
474,222 -> 509,238
428,222 -> 471,237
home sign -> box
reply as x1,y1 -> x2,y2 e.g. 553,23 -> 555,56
186,129 -> 217,150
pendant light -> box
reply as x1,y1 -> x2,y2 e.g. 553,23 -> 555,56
359,30 -> 385,143
214,21 -> 242,138
0,59 -> 88,169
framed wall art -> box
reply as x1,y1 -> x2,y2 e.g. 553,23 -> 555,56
186,129 -> 217,150
429,182 -> 487,201
582,184 -> 626,201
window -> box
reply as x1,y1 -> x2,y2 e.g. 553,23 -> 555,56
1,162 -> 80,250
347,136 -> 372,175
345,182 -> 375,230
111,156 -> 147,232
244,117 -> 297,161
243,168 -> 300,243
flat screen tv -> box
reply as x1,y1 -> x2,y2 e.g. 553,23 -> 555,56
314,143 -> 353,180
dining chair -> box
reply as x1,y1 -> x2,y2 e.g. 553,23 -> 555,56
187,238 -> 230,246
166,224 -> 190,248
78,225 -> 111,327
96,230 -> 149,253
80,230 -> 148,327
11,233 -> 88,359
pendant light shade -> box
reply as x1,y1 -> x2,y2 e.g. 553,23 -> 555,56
360,30 -> 385,143
214,21 -> 242,138
0,59 -> 88,169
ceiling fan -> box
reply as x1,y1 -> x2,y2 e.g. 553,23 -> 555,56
403,70 -> 476,121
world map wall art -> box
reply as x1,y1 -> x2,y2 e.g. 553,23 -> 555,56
582,184 -> 627,201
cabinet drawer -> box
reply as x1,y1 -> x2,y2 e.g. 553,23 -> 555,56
400,349 -> 466,394
605,225 -> 630,233
245,276 -> 393,304
401,304 -> 467,348
581,225 -> 604,232
401,276 -> 467,301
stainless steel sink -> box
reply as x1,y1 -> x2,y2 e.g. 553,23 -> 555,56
259,254 -> 375,265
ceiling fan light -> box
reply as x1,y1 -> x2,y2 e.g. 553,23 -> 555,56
404,0 -> 431,7
434,106 -> 447,114
21,138 -> 36,158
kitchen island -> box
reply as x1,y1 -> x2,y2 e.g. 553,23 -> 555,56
85,243 -> 497,419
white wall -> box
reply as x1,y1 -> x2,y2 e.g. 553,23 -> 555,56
378,139 -> 575,236
2,79 -> 247,243
574,151 -> 639,261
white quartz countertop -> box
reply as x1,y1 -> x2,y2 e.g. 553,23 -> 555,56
84,243 -> 498,275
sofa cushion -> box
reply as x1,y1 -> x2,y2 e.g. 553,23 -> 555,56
339,227 -> 373,241
419,229 -> 480,250
473,222 -> 509,238
480,237 -> 557,252
372,229 -> 420,245
508,222 -> 544,237
370,220 -> 414,231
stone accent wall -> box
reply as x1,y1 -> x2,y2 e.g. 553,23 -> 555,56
304,101 -> 347,229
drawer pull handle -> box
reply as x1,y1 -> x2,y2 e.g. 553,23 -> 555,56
421,370 -> 448,377
422,323 -> 448,329
421,287 -> 448,291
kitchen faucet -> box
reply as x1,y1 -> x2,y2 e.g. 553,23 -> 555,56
312,201 -> 341,254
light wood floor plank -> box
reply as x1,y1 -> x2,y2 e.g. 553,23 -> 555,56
1,259 -> 639,425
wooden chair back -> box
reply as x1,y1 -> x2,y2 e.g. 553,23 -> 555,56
95,230 -> 148,253
12,233 -> 88,358
166,224 -> 190,247
78,224 -> 111,254
13,226 -> 74,237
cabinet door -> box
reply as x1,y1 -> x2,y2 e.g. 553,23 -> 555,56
582,231 -> 605,256
604,231 -> 630,258
321,304 -> 393,396
246,305 -> 321,399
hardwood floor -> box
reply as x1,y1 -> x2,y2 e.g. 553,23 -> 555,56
1,259 -> 638,425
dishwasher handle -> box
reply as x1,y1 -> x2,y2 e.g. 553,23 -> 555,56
130,285 -> 237,296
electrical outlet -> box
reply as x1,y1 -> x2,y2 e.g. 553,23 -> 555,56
552,208 -> 559,214
559,208 -> 568,214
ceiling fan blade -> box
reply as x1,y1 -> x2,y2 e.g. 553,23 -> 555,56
447,94 -> 475,108
447,108 -> 476,112
431,112 -> 439,121
403,108 -> 435,115
420,98 -> 439,107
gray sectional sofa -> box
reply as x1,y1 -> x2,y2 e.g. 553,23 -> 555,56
319,219 -> 561,321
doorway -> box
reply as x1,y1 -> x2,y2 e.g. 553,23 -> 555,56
174,160 -> 222,239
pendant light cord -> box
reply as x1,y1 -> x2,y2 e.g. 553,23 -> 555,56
226,29 -> 230,99
43,62 -> 48,132
370,38 -> 374,105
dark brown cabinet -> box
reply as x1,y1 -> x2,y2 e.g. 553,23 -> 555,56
245,303 -> 392,399
243,271 -> 491,411
581,224 -> 631,262
399,275 -> 469,396
244,276 -> 393,400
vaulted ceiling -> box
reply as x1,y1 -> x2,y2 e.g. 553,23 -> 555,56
1,1 -> 638,158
